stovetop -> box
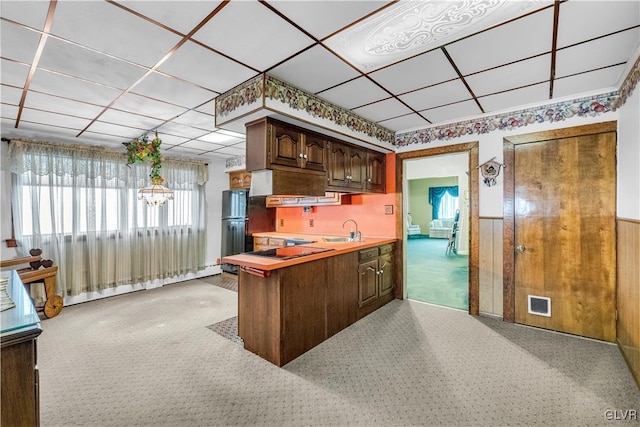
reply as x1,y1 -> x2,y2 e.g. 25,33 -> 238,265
247,246 -> 334,260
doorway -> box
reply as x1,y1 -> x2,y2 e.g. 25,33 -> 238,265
503,122 -> 617,341
398,142 -> 480,315
405,155 -> 469,310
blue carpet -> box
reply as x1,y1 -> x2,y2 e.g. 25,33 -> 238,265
406,237 -> 469,310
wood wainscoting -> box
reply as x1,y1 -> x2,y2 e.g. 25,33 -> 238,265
479,217 -> 503,317
617,218 -> 640,388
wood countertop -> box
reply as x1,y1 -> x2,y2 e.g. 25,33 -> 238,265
222,232 -> 396,271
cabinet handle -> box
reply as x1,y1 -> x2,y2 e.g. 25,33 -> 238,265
298,153 -> 304,158
303,154 -> 308,159
367,178 -> 372,183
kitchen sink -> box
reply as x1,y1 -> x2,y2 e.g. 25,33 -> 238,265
322,237 -> 352,242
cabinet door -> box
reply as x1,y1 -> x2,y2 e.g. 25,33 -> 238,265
327,141 -> 349,188
366,152 -> 386,193
303,133 -> 327,172
269,122 -> 303,169
347,146 -> 366,190
378,254 -> 394,296
358,259 -> 379,307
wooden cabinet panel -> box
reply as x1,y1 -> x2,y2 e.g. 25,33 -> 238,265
327,141 -> 349,187
327,141 -> 367,191
229,170 -> 251,189
326,252 -> 359,338
358,259 -> 379,307
303,133 -> 328,172
366,151 -> 386,193
270,122 -> 304,169
357,245 -> 395,309
348,146 -> 366,190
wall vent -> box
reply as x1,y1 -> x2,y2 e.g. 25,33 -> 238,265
528,295 -> 551,317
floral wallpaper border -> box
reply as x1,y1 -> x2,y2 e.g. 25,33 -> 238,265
395,92 -> 620,147
225,156 -> 246,171
216,74 -> 395,145
216,53 -> 639,149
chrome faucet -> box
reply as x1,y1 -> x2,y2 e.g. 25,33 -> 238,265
342,219 -> 362,242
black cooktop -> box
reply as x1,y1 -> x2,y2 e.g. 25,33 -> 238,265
247,246 -> 334,260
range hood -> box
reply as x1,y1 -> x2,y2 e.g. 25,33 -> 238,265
249,169 -> 326,197
266,192 -> 352,208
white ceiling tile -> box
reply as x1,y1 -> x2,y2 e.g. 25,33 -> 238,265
352,98 -> 413,123
377,114 -> 430,133
4,120 -> 85,143
158,40 -> 257,93
421,100 -> 483,124
478,83 -> 549,113
165,145 -> 207,156
151,134 -> 189,147
557,1 -> 640,48
155,122 -> 209,139
556,29 -> 640,78
466,54 -> 551,97
178,140 -> 225,151
269,45 -> 360,93
29,69 -> 122,106
132,72 -> 217,109
553,66 -> 626,99
25,91 -> 105,119
195,100 -> 216,116
50,1 -> 182,68
98,110 -> 165,132
446,8 -> 554,75
270,1 -> 388,40
206,151 -> 234,160
80,131 -> 134,150
115,93 -> 187,121
0,0 -> 50,29
20,108 -> 91,130
0,22 -> 42,64
399,79 -> 471,111
84,121 -> 146,140
115,1 -> 224,34
1,59 -> 30,87
317,77 -> 389,109
216,129 -> 245,138
38,38 -> 147,90
198,132 -> 244,145
1,103 -> 19,119
212,145 -> 246,156
194,1 -> 313,71
369,49 -> 458,95
171,110 -> 215,130
0,84 -> 23,105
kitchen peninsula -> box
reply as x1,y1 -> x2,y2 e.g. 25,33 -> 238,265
222,232 -> 397,366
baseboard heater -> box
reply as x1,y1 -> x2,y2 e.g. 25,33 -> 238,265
528,295 -> 551,317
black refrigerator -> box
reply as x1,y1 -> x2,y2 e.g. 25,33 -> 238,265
220,189 -> 275,274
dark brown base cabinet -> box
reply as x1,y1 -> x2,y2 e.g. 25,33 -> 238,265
238,245 -> 395,366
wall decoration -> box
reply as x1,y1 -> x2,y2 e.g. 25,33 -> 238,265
124,132 -> 174,207
614,53 -> 640,109
216,75 -> 264,118
395,92 -> 620,147
476,157 -> 504,187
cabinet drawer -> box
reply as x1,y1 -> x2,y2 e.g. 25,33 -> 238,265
268,238 -> 285,247
359,248 -> 378,262
378,244 -> 394,256
254,237 -> 269,246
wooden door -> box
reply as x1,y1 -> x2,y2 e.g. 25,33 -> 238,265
327,141 -> 349,188
358,259 -> 379,307
513,131 -> 616,341
378,254 -> 394,296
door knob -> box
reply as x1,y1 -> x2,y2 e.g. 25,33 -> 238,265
516,245 -> 526,252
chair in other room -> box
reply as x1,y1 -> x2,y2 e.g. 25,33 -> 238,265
407,214 -> 421,237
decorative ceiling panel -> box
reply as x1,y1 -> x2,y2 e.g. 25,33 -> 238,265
193,1 -> 314,71
324,0 -> 548,72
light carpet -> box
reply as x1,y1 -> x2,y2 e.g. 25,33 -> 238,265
37,276 -> 639,426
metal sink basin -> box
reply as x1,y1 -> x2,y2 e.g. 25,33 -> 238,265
323,237 -> 352,243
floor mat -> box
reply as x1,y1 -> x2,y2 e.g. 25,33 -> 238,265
199,274 -> 238,292
206,316 -> 243,345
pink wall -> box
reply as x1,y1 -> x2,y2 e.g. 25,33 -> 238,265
276,153 -> 398,238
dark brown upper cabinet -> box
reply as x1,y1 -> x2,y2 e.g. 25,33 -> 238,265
366,151 -> 386,193
327,140 -> 367,192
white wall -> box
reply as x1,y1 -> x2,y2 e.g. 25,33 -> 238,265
1,141 -> 18,260
617,86 -> 640,220
201,158 -> 228,277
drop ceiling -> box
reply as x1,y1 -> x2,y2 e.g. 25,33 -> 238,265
1,0 -> 638,162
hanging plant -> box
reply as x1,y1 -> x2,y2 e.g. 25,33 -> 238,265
125,132 -> 163,180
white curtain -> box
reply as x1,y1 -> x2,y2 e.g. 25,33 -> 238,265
8,139 -> 208,297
